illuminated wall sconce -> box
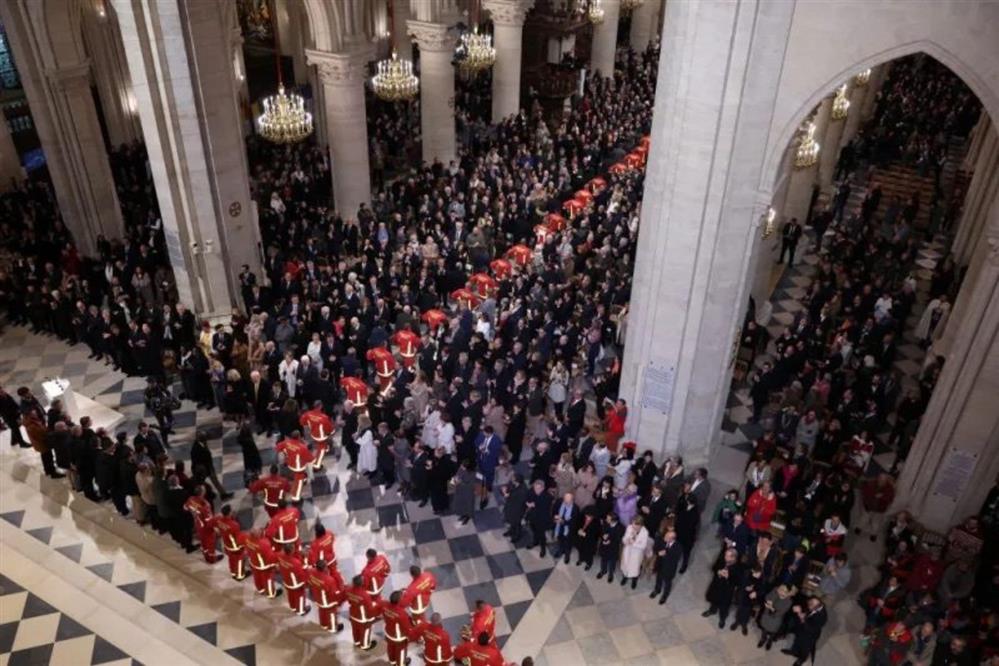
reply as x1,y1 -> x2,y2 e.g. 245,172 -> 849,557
761,207 -> 776,239
831,83 -> 850,120
794,119 -> 820,169
854,68 -> 871,86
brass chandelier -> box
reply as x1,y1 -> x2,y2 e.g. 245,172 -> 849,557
457,26 -> 496,75
372,0 -> 419,102
256,0 -> 312,143
854,68 -> 872,86
794,119 -> 820,169
831,83 -> 850,120
587,0 -> 605,24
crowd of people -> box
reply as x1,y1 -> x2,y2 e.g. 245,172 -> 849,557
2,40 -> 997,665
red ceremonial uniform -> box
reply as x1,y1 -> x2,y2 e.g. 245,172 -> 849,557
573,189 -> 594,205
306,531 -> 336,567
276,550 -> 310,615
299,407 -> 334,469
361,553 -> 391,595
470,604 -> 497,646
214,514 -> 247,580
545,212 -> 568,231
275,436 -> 313,501
562,197 -> 585,217
391,329 -> 422,368
489,258 -> 512,280
421,309 -> 448,332
451,288 -> 479,309
183,495 -> 218,563
366,346 -> 397,393
248,473 -> 290,516
400,571 -> 437,618
506,244 -> 533,267
245,534 -> 280,597
383,601 -> 419,666
587,176 -> 607,193
415,620 -> 454,664
344,583 -> 382,649
265,506 -> 302,550
452,640 -> 506,666
534,223 -> 555,245
340,376 -> 369,408
308,567 -> 345,632
467,273 -> 499,300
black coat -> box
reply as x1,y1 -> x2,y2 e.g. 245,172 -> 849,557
706,561 -> 744,608
525,488 -> 553,530
503,482 -> 529,526
190,440 -> 215,474
653,538 -> 682,580
598,520 -> 624,558
790,607 -> 827,657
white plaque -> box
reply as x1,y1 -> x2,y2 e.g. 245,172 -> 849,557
640,361 -> 675,414
933,448 -> 978,502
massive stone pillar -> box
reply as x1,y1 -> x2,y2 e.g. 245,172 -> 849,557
782,96 -> 829,225
892,194 -> 999,532
114,0 -> 259,316
0,117 -> 24,191
80,0 -> 142,149
392,0 -> 413,61
859,64 -> 887,122
275,0 -> 308,84
589,0 -> 621,78
0,0 -> 124,255
818,84 -> 849,190
620,0 -> 795,460
307,47 -> 374,219
629,0 -> 655,52
839,71 -> 870,150
953,122 -> 999,266
408,20 -> 457,165
962,115 -> 989,172
484,0 -> 533,123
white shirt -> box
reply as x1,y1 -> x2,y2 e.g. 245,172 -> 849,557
438,422 -> 455,455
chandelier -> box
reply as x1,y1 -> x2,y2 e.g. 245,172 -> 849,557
831,84 -> 850,120
761,207 -> 777,239
457,27 -> 496,75
371,52 -> 420,102
256,1 -> 312,144
621,0 -> 644,12
854,68 -> 872,86
794,119 -> 820,169
588,0 -> 605,24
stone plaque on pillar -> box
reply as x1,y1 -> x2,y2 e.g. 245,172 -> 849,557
640,360 -> 675,414
932,448 -> 978,503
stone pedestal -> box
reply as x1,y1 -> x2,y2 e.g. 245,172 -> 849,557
485,0 -> 533,123
307,48 -> 374,220
113,0 -> 258,316
408,20 -> 457,165
619,0 -> 795,460
589,0 -> 621,77
629,0 -> 655,52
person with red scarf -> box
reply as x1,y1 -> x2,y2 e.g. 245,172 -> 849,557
744,481 -> 778,534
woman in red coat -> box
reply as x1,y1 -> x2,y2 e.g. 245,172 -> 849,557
602,399 -> 627,453
745,482 -> 778,534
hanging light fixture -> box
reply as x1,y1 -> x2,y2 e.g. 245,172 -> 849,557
854,68 -> 872,86
831,83 -> 850,120
794,118 -> 820,169
760,207 -> 777,239
621,0 -> 644,12
456,1 -> 495,76
372,0 -> 419,102
588,0 -> 605,24
256,0 -> 313,143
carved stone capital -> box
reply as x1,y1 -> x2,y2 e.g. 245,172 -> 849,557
45,61 -> 92,89
483,0 -> 535,26
407,20 -> 457,53
306,48 -> 373,86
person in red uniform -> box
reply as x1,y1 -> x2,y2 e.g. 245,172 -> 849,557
453,632 -> 506,666
468,273 -> 499,300
247,464 -> 290,516
305,521 -> 336,567
308,560 -> 345,632
265,498 -> 302,551
277,544 -> 310,615
505,244 -> 533,267
183,485 -> 220,563
415,613 -> 453,665
366,346 -> 397,394
344,574 -> 381,651
244,530 -> 281,598
489,258 -> 512,281
421,309 -> 448,333
451,288 -> 479,310
391,328 -> 422,369
383,590 -> 420,666
361,548 -> 391,595
340,375 -> 369,409
469,599 -> 497,646
299,401 -> 334,470
275,431 -> 313,501
399,565 -> 436,620
214,505 -> 247,580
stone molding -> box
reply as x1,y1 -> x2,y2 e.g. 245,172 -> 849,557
482,0 -> 534,26
306,47 -> 373,85
407,20 -> 457,52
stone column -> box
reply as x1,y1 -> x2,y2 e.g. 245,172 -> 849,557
953,123 -> 999,266
859,64 -> 887,122
275,0 -> 308,84
589,0 -> 620,78
484,0 -> 533,123
113,0 -> 259,316
392,0 -> 412,61
782,96 -> 829,225
307,47 -> 374,220
892,196 -> 999,532
651,0 -> 664,41
962,115 -> 990,173
818,84 -> 849,190
0,116 -> 24,191
629,0 -> 655,52
839,72 -> 869,150
620,0 -> 796,460
408,20 -> 457,165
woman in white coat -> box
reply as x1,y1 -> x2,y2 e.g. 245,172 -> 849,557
356,417 -> 378,476
277,351 -> 299,398
620,515 -> 649,589
915,295 -> 950,346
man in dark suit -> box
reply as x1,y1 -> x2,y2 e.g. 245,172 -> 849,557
566,390 -> 586,436
689,468 -> 712,517
596,513 -> 625,583
133,421 -> 167,459
501,474 -> 528,542
784,597 -> 827,666
650,529 -> 682,604
525,480 -> 554,557
552,492 -> 579,564
639,483 -> 669,536
573,427 -> 596,471
778,218 -> 803,265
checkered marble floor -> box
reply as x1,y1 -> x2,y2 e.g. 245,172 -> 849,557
0,574 -> 136,666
